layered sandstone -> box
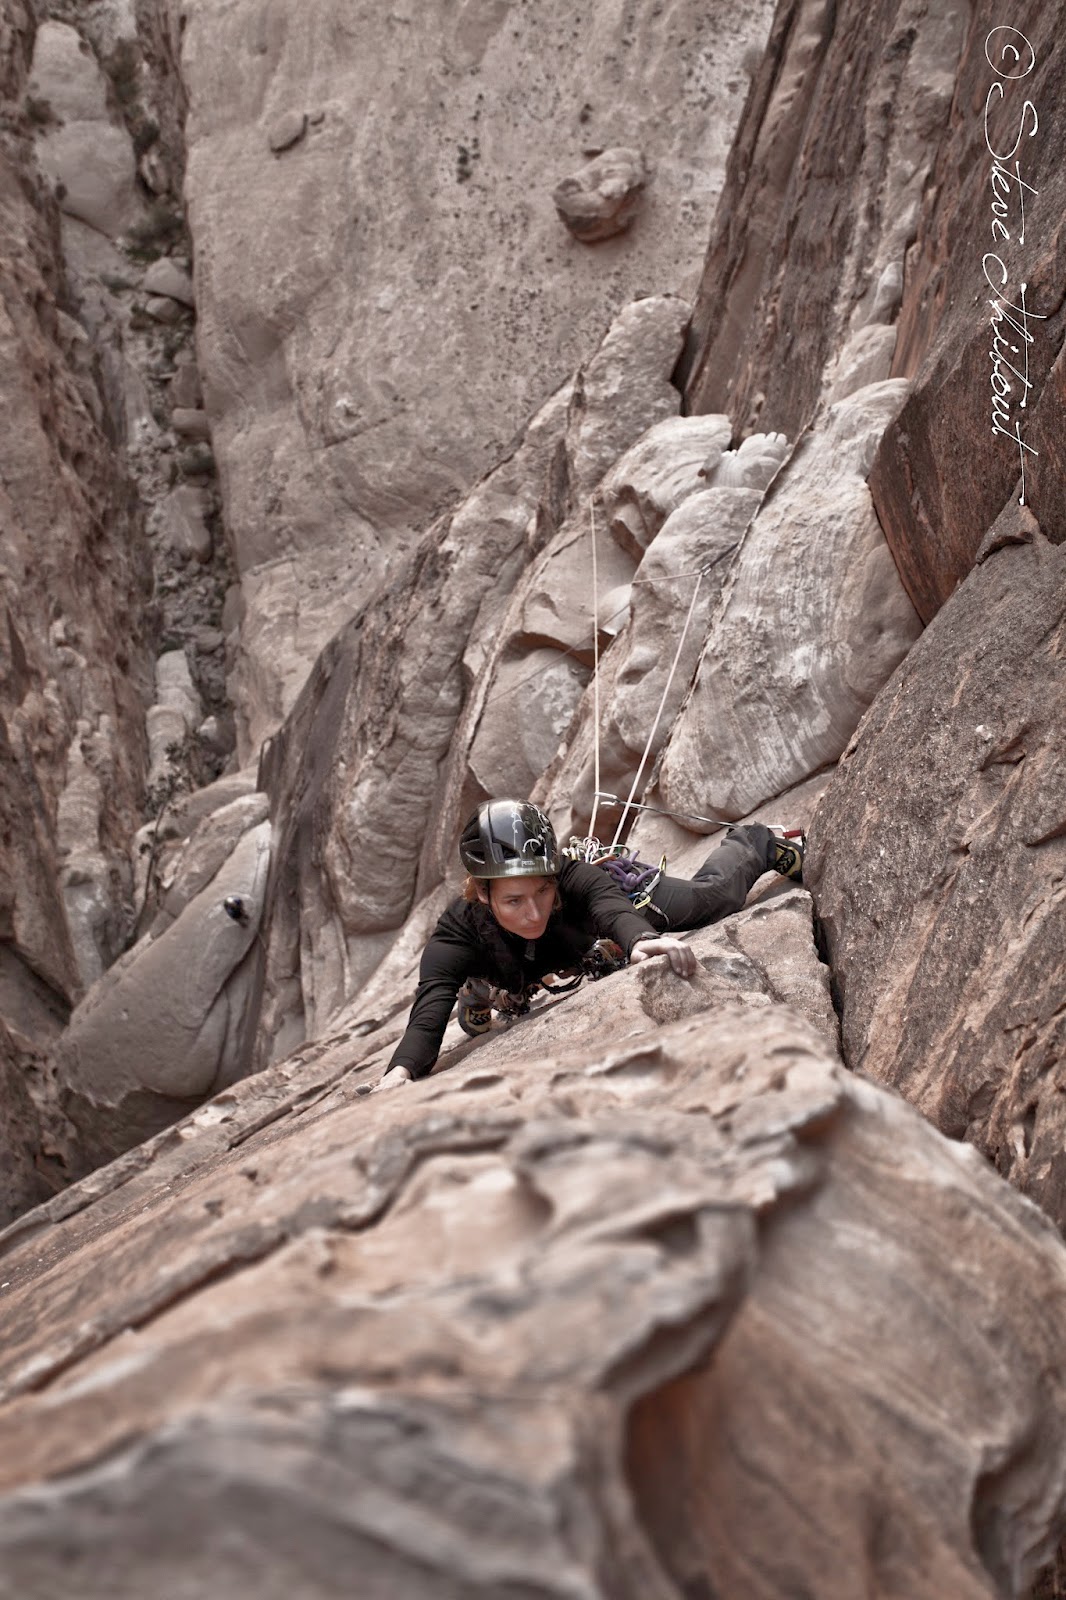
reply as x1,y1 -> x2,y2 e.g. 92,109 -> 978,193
2,933 -> 1065,1599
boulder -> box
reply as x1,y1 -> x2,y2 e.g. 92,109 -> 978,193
160,483 -> 212,562
28,22 -> 141,237
552,145 -> 648,241
567,295 -> 689,499
267,109 -> 307,153
0,981 -> 1064,1598
153,792 -> 271,930
142,256 -> 195,307
597,413 -> 733,559
658,380 -> 922,822
807,519 -> 1066,1229
170,407 -> 211,440
55,820 -> 272,1168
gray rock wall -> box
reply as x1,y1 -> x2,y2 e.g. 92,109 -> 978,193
0,0 -> 156,1194
177,0 -> 776,750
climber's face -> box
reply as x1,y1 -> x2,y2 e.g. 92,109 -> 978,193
483,876 -> 557,939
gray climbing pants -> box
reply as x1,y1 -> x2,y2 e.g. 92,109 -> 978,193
645,824 -> 775,933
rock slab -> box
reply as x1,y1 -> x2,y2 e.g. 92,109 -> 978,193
0,988 -> 1063,1599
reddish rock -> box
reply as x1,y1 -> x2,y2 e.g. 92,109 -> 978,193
871,4 -> 1066,618
807,522 -> 1066,1227
0,990 -> 1064,1598
679,0 -> 1065,623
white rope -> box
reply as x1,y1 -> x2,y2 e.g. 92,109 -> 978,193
610,568 -> 705,848
586,496 -> 602,857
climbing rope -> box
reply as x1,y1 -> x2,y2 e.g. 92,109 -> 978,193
594,793 -> 734,830
609,569 -> 705,847
587,495 -> 602,855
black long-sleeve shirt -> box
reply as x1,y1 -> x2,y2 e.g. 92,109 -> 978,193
388,860 -> 657,1078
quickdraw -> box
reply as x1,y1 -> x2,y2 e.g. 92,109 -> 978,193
564,836 -> 666,914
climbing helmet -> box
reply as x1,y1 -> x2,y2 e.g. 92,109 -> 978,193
459,800 -> 561,879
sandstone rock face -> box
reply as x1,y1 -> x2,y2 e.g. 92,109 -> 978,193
259,298 -> 692,1056
678,0 -> 1064,628
658,381 -> 922,823
808,521 -> 1066,1231
870,3 -> 1066,618
680,0 -> 969,443
178,0 -> 775,748
55,819 -> 272,1169
0,8 -> 153,1032
0,961 -> 1064,1598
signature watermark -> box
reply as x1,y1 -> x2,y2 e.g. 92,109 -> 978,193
982,25 -> 1045,505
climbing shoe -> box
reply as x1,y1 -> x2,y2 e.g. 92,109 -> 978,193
770,830 -> 805,881
457,978 -> 495,1037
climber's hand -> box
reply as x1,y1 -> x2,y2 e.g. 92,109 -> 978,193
629,936 -> 698,978
362,1065 -> 412,1096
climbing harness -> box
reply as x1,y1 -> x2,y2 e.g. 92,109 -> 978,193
456,932 -> 628,1038
564,835 -> 665,913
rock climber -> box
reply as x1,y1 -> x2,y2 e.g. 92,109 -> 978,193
369,798 -> 803,1092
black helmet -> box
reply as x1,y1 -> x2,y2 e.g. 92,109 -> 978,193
459,800 -> 561,879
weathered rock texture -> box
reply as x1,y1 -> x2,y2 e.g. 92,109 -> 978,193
0,0 -> 156,1197
678,0 -> 1065,625
808,520 -> 1066,1230
178,0 -> 776,750
871,4 -> 1066,618
679,0 -> 966,440
0,1021 -> 50,1225
657,380 -> 922,823
258,298 -> 690,1062
553,145 -> 648,242
0,957 -> 1065,1598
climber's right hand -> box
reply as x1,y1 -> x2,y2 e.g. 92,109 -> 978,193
629,936 -> 698,979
